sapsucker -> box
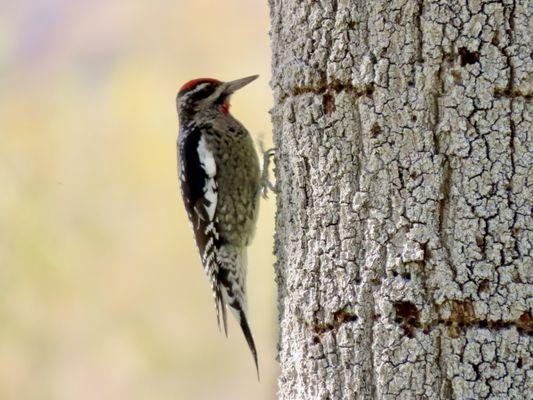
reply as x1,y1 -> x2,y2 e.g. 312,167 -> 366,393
176,75 -> 270,375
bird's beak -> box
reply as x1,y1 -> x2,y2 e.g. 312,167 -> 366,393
222,75 -> 259,95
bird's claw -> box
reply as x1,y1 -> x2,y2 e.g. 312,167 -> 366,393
259,145 -> 276,199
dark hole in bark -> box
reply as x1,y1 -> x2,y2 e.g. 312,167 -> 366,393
458,47 -> 480,66
365,84 -> 375,96
475,235 -> 485,251
313,310 -> 359,336
333,310 -> 358,325
371,122 -> 381,136
517,312 -> 533,334
478,280 -> 490,293
473,363 -> 480,379
492,321 -> 503,330
491,31 -> 500,46
395,301 -> 419,321
322,93 -> 336,115
394,301 -> 420,338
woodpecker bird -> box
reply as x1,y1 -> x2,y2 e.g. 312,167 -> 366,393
176,75 -> 271,375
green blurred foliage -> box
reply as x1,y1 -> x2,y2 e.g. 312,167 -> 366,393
0,1 -> 277,398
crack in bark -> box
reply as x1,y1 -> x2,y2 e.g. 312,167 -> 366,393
415,0 -> 424,63
392,297 -> 532,340
417,302 -> 533,337
438,157 -> 453,264
493,88 -> 532,99
493,0 -> 523,100
367,287 -> 377,399
436,331 -> 453,398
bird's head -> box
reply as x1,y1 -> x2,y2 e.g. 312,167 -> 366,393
176,75 -> 258,118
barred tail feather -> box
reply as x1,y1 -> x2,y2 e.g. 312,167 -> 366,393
217,244 -> 259,377
214,285 -> 228,336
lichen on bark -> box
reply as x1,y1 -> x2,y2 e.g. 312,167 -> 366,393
269,0 -> 532,399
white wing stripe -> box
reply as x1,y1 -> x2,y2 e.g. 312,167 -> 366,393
197,136 -> 217,221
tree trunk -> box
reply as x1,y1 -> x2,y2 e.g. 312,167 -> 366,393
268,0 -> 531,399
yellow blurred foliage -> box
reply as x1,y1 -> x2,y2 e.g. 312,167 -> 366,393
0,1 -> 277,399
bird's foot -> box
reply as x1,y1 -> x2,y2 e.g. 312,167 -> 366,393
259,142 -> 276,199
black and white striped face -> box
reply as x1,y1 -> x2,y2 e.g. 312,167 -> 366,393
176,78 -> 229,118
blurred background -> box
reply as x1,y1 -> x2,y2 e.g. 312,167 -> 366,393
0,0 -> 277,399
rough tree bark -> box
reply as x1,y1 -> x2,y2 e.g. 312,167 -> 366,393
268,0 -> 531,399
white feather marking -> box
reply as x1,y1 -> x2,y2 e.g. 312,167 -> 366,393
197,136 -> 216,176
197,136 -> 217,221
205,222 -> 217,235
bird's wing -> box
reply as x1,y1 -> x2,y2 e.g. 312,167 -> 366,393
178,126 -> 228,333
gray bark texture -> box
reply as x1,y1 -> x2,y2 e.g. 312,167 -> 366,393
268,0 -> 532,399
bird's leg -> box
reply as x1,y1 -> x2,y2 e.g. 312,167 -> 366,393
259,141 -> 276,199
